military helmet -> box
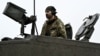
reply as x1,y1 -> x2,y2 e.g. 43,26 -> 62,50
45,6 -> 57,15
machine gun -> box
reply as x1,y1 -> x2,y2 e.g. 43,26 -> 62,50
75,13 -> 99,42
2,1 -> 38,40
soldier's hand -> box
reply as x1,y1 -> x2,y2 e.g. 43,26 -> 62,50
30,15 -> 36,22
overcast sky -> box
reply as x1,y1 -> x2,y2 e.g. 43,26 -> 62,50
0,0 -> 100,43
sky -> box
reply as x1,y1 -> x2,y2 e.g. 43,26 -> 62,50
0,0 -> 100,43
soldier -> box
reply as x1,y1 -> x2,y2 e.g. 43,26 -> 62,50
41,6 -> 67,39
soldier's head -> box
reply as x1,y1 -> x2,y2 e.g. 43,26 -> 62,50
45,6 -> 57,19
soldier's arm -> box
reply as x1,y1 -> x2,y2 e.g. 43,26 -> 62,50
40,22 -> 46,36
58,23 -> 67,39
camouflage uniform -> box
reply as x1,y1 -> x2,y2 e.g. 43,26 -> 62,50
41,16 -> 67,39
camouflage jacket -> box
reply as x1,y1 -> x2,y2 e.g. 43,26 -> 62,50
41,16 -> 67,39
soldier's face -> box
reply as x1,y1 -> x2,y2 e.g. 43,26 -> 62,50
45,10 -> 53,20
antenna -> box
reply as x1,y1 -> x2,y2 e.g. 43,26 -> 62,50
31,0 -> 38,35
34,0 -> 35,15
